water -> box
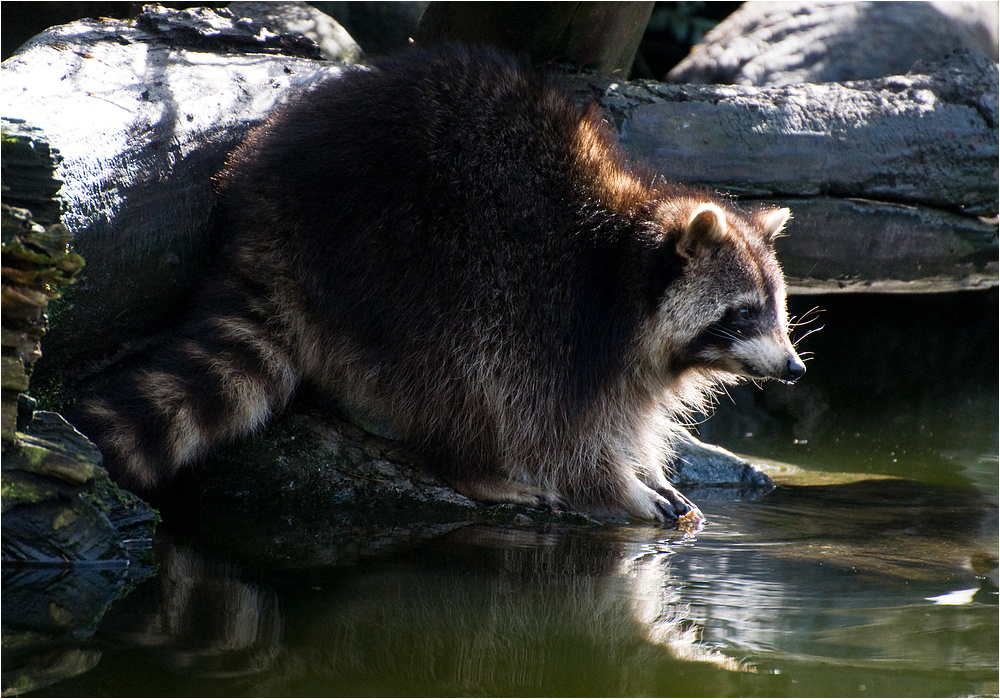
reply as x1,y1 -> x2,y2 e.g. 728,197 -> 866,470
10,291 -> 1000,697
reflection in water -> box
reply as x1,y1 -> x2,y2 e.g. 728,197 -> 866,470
71,527 -> 746,695
259,525 -> 747,696
9,291 -> 993,696
1,550 -> 155,696
92,542 -> 284,680
3,567 -> 120,695
31,473 -> 997,697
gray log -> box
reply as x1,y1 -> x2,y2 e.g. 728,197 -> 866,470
3,7 -> 995,377
577,49 -> 999,292
584,50 -> 997,216
3,6 -> 341,371
667,1 -> 999,86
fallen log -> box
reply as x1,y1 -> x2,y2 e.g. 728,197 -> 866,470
1,8 -> 993,376
3,6 -> 338,370
666,0 -> 998,87
572,50 -> 998,292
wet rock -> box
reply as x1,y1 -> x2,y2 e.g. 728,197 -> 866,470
1,127 -> 158,697
1,266 -> 157,564
670,430 -> 775,500
0,151 -> 82,440
156,405 -> 774,566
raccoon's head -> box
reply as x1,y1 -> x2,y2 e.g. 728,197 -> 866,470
645,200 -> 806,384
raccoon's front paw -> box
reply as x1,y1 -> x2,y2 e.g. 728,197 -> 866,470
627,480 -> 703,528
653,487 -> 704,530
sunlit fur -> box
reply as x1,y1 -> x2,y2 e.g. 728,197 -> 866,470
77,45 -> 804,523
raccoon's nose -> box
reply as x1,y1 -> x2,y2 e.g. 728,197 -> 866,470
784,355 -> 806,382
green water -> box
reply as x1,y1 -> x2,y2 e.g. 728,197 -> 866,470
12,291 -> 1000,697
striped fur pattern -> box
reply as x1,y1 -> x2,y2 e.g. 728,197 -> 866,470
78,45 -> 804,523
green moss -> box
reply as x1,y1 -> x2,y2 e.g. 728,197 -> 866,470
0,470 -> 59,506
51,508 -> 78,531
79,477 -> 162,533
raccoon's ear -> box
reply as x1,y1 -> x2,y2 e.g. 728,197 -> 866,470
755,207 -> 792,242
677,203 -> 728,259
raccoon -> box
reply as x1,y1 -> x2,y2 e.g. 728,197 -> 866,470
77,45 -> 805,524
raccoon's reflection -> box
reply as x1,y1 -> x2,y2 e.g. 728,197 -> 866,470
96,541 -> 283,679
268,524 -> 745,695
92,526 -> 744,694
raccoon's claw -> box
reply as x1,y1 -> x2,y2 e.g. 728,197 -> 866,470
654,487 -> 704,529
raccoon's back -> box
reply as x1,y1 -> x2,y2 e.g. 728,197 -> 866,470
217,46 -> 584,252
215,45 -> 641,378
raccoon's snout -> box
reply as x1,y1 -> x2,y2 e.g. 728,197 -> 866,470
726,334 -> 806,384
782,354 -> 807,383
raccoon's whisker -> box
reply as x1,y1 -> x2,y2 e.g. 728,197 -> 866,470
789,306 -> 824,329
793,324 -> 824,344
684,412 -> 710,428
715,381 -> 737,406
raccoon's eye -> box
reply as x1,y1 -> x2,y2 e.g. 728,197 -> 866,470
721,306 -> 758,330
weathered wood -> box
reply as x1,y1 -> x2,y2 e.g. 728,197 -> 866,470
769,197 -> 997,293
582,51 -> 998,217
667,0 -> 998,86
2,6 -> 341,372
576,50 -> 999,292
415,1 -> 654,77
3,6 -> 995,379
